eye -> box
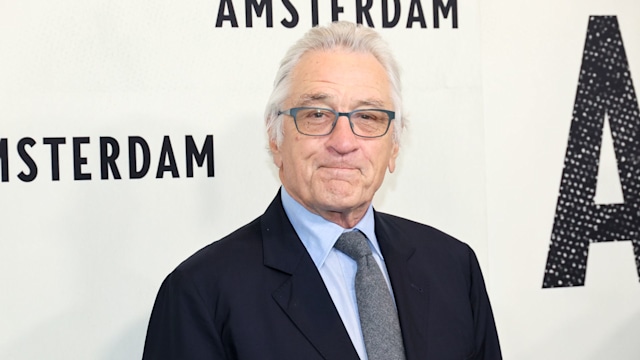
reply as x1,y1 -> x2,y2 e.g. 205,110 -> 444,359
299,108 -> 333,120
353,111 -> 381,122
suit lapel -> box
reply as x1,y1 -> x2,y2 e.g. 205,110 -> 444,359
261,193 -> 359,360
375,212 -> 430,359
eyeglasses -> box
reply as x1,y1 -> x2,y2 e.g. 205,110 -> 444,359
278,107 -> 395,138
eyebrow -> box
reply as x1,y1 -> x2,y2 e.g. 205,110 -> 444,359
295,93 -> 331,106
295,93 -> 388,109
356,99 -> 387,108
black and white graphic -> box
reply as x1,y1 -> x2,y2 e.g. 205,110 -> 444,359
543,16 -> 640,288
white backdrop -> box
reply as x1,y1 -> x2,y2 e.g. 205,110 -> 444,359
1,0 -> 638,359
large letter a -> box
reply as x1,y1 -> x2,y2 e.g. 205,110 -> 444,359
543,16 -> 640,288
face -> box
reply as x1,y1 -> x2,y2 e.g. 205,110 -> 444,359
270,49 -> 399,225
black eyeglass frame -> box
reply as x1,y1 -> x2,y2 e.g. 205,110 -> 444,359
278,107 -> 395,138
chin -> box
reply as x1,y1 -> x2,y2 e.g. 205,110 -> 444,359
320,190 -> 367,210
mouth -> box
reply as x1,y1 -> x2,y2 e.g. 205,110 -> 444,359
319,164 -> 359,171
323,165 -> 356,170
317,165 -> 361,179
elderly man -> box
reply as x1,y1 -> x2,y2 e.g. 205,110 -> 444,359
143,22 -> 501,360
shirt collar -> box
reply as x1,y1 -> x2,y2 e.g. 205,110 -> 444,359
280,187 -> 382,268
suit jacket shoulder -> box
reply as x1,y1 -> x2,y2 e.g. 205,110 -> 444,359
172,216 -> 264,284
376,211 -> 471,251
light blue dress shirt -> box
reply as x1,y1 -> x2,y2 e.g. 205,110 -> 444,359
280,187 -> 395,360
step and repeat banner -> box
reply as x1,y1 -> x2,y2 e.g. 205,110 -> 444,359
1,0 -> 638,359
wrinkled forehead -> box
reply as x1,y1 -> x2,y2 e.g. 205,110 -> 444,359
285,49 -> 393,109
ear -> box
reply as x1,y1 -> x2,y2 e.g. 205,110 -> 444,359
388,142 -> 399,173
270,138 -> 283,168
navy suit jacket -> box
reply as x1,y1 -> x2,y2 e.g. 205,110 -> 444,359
143,193 -> 501,359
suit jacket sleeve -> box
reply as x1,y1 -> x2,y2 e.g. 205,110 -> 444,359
142,269 -> 227,360
467,246 -> 501,360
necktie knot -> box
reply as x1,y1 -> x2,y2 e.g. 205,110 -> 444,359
334,230 -> 371,260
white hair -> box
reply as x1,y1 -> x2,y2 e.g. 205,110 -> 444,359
264,21 -> 405,146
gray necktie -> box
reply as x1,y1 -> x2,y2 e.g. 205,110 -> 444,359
334,230 -> 406,360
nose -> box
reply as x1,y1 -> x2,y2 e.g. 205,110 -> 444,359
326,114 -> 358,154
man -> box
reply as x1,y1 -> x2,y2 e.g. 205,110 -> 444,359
143,22 -> 501,360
